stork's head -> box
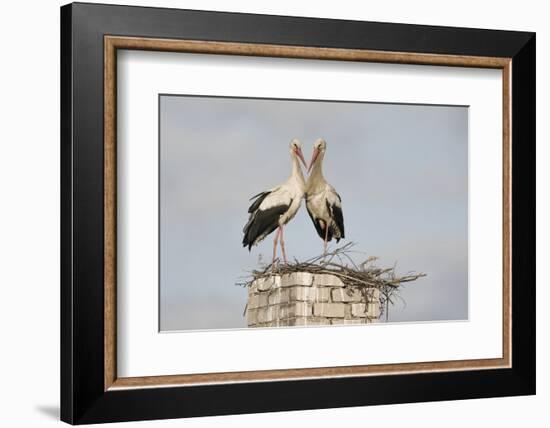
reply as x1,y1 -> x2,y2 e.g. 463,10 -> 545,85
308,138 -> 327,173
290,138 -> 307,169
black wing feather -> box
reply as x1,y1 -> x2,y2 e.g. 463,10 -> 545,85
306,198 -> 334,242
326,200 -> 345,242
306,201 -> 325,240
242,199 -> 291,250
247,191 -> 270,213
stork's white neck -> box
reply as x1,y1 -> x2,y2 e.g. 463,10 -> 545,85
291,153 -> 306,187
309,151 -> 325,182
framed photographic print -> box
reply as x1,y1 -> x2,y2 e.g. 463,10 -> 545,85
60,2 -> 535,424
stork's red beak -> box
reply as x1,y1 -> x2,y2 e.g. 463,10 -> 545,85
295,147 -> 307,169
308,148 -> 320,174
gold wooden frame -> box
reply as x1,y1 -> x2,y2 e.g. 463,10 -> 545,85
104,35 -> 512,391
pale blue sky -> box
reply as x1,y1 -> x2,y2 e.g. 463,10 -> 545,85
159,95 -> 468,331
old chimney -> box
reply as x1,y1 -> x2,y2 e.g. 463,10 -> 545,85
246,272 -> 380,327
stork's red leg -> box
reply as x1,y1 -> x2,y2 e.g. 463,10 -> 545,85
323,222 -> 329,255
272,227 -> 281,264
279,225 -> 288,264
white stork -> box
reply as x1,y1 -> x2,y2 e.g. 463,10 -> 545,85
242,139 -> 307,263
305,139 -> 345,253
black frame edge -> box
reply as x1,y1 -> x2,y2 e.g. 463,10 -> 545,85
510,33 -> 536,393
71,1 -> 533,57
60,3 -> 74,425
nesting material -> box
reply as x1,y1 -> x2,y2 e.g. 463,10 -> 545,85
240,243 -> 426,327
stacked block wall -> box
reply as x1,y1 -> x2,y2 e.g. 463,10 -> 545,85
247,272 -> 380,327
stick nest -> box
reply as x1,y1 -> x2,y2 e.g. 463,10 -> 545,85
237,242 -> 426,320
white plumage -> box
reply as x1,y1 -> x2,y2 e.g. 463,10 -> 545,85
305,139 -> 345,253
242,139 -> 307,263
